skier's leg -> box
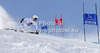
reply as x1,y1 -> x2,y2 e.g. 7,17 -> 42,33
12,23 -> 26,31
18,23 -> 32,32
23,25 -> 32,32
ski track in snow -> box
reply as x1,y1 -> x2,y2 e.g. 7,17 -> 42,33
0,29 -> 100,53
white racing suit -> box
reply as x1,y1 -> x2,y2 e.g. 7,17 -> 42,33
14,18 -> 38,33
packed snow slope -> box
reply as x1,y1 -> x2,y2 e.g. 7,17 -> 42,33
0,29 -> 100,53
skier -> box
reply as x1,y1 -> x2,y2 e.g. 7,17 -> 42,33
14,15 -> 39,34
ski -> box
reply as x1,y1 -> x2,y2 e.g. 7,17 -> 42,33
4,28 -> 39,35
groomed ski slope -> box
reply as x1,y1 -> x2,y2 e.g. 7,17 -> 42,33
0,29 -> 100,53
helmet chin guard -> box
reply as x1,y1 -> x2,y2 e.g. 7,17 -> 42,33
33,15 -> 38,20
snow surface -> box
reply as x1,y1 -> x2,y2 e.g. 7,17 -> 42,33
0,29 -> 100,53
0,5 -> 100,53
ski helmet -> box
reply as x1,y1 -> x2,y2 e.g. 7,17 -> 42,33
33,15 -> 38,20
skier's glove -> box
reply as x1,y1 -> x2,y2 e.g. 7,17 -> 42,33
35,30 -> 39,34
20,18 -> 25,23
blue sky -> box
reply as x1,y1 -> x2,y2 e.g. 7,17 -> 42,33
0,0 -> 100,41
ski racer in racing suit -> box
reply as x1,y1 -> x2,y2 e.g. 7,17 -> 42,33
14,15 -> 39,34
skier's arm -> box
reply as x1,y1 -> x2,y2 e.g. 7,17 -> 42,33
35,30 -> 39,34
36,24 -> 38,31
20,18 -> 31,23
33,22 -> 38,34
35,25 -> 39,34
35,24 -> 39,34
20,18 -> 25,23
32,21 -> 39,34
